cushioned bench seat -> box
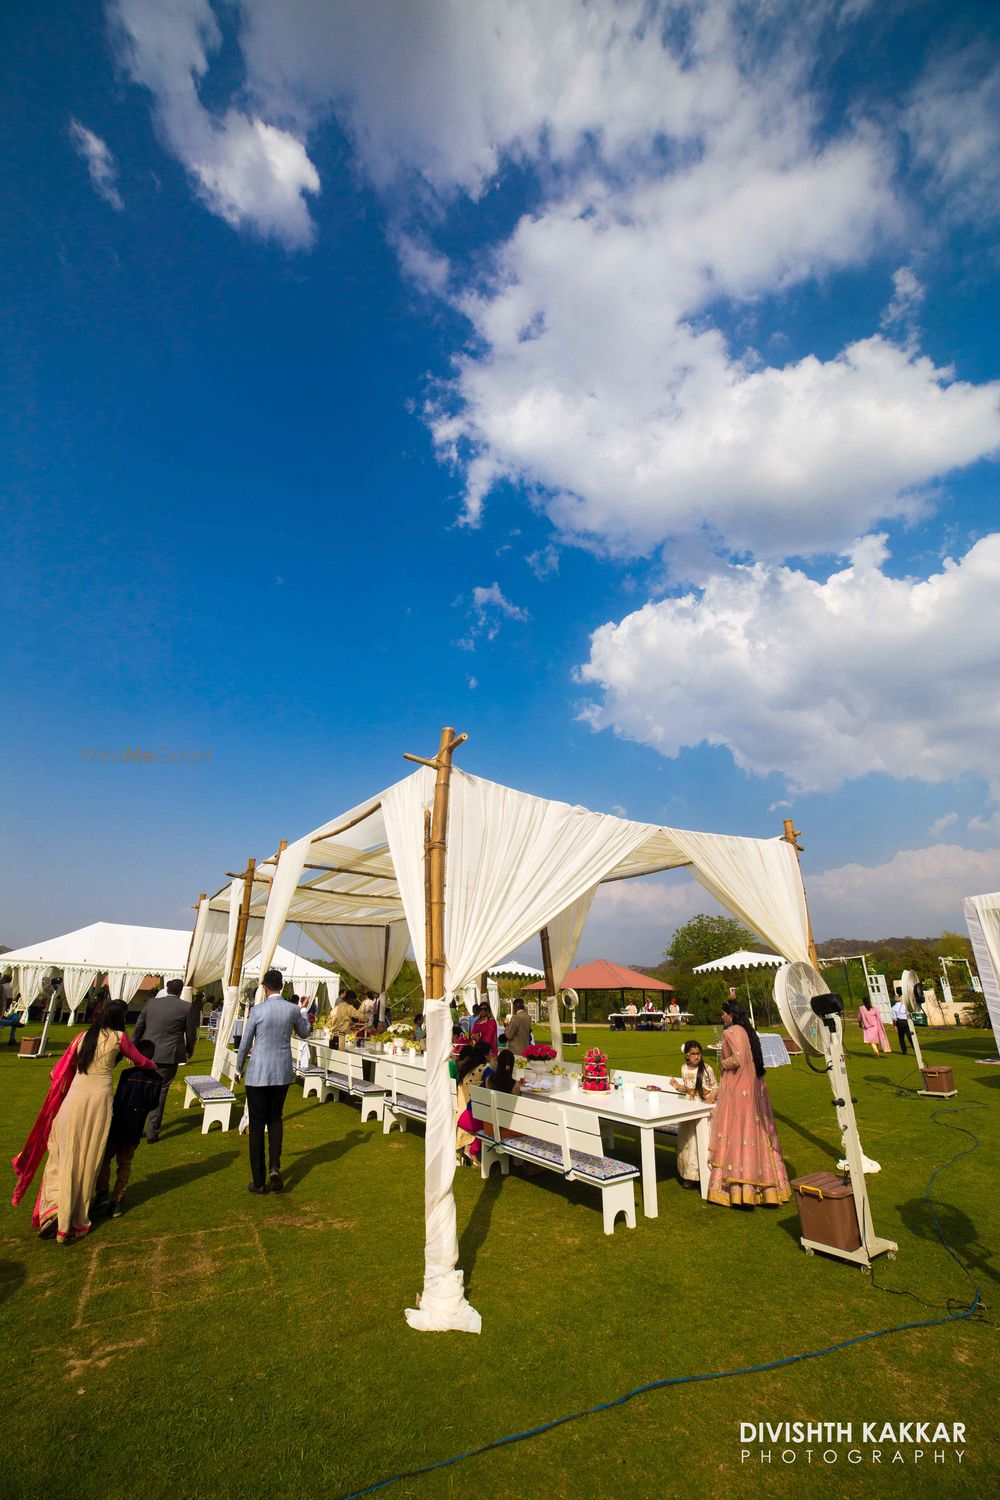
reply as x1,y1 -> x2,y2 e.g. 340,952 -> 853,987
183,1075 -> 235,1133
474,1129 -> 636,1182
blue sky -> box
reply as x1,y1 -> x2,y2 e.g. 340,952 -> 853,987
2,0 -> 999,961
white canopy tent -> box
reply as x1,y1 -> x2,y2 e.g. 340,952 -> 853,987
693,948 -> 784,1028
0,922 -> 335,1022
193,742 -> 813,1335
964,891 -> 1000,1052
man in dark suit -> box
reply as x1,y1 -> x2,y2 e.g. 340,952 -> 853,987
133,977 -> 201,1142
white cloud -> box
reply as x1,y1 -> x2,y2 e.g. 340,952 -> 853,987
807,843 -> 1000,938
109,2 -> 1000,565
68,119 -> 123,209
578,533 -> 1000,795
929,812 -> 958,836
968,810 -> 1000,835
109,0 -> 319,248
904,45 -> 1000,224
571,841 -> 1000,960
455,581 -> 530,649
526,544 -> 559,580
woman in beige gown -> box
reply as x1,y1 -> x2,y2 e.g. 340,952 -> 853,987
34,1000 -> 157,1242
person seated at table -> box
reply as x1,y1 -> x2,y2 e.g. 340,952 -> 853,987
329,990 -> 367,1046
624,1001 -> 638,1026
455,1041 -> 491,1162
644,999 -> 656,1013
666,999 -> 682,1029
470,1001 -> 498,1058
487,1048 -> 520,1096
413,1013 -> 426,1042
670,1040 -> 717,1187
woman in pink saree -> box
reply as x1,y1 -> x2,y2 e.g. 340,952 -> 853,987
857,1001 -> 891,1056
707,1000 -> 790,1209
12,1000 -> 156,1241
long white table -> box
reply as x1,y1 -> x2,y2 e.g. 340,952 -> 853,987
608,1010 -> 694,1031
523,1080 -> 713,1218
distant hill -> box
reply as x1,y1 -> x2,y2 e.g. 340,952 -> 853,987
817,937 -> 938,958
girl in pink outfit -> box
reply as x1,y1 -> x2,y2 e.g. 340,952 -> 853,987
857,1001 -> 891,1056
470,1002 -> 498,1058
706,1000 -> 790,1209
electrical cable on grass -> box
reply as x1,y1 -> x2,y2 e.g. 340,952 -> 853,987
333,1102 -> 988,1500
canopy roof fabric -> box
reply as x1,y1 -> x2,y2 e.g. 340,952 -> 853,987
692,949 -> 783,973
525,959 -> 674,992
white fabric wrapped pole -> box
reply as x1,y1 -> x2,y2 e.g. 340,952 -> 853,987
16,963 -> 50,1022
211,880 -> 246,1079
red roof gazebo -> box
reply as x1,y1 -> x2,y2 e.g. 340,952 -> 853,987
525,959 -> 674,1018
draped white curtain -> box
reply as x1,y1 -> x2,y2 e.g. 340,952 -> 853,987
965,894 -> 1000,1051
107,969 -> 147,1006
15,964 -> 48,1020
61,968 -> 96,1017
544,886 -> 598,1058
212,880 -> 248,1079
254,837 -> 311,998
299,921 -> 409,997
667,829 -> 810,963
183,895 -> 233,998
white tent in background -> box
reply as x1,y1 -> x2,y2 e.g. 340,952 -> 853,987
692,949 -> 783,972
692,948 -> 784,1027
0,921 -> 336,1021
191,746 -> 813,1336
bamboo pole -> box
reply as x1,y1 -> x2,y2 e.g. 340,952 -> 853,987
781,819 -> 821,970
426,729 -> 467,997
423,809 -> 433,997
228,860 -> 257,989
380,923 -> 391,994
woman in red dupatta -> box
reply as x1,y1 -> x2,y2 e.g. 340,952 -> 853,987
11,1034 -> 81,1208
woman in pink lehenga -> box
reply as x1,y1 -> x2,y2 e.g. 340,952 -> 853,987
13,1000 -> 156,1242
707,1000 -> 790,1209
857,1000 -> 891,1056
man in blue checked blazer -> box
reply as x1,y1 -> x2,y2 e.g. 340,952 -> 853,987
236,969 -> 310,1195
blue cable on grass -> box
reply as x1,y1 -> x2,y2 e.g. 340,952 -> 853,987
335,1102 -> 987,1500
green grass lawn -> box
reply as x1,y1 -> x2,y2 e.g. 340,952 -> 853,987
1,1022 -> 997,1500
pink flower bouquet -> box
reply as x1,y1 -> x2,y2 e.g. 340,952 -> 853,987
522,1043 -> 557,1061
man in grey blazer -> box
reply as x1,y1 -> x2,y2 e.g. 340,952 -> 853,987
236,969 -> 310,1194
133,978 -> 201,1143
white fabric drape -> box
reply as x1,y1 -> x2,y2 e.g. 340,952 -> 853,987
544,887 -> 598,1058
667,829 -> 811,963
61,968 -> 96,1017
15,964 -> 48,1020
182,895 -> 233,998
965,894 -> 1000,1051
253,836 -> 311,999
212,880 -> 247,1078
299,921 -> 409,996
295,976 -> 322,1002
108,969 -> 147,1006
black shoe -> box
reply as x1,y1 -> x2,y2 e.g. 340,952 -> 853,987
93,1193 -> 112,1214
37,1220 -> 57,1240
268,1170 -> 284,1193
147,1134 -> 160,1144
247,1183 -> 268,1195
111,1201 -> 125,1219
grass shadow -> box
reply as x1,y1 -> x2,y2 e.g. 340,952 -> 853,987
0,1261 -> 26,1306
282,1129 -> 367,1189
895,1195 -> 998,1287
772,1110 -> 839,1163
458,1171 -> 504,1290
126,1148 -> 239,1209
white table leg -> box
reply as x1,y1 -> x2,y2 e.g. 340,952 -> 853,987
639,1126 -> 658,1218
695,1115 -> 710,1200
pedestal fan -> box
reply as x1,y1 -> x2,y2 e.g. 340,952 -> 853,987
774,961 -> 897,1270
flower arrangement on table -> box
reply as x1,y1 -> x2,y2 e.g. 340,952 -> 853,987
582,1046 -> 610,1091
388,1022 -> 413,1038
522,1043 -> 557,1061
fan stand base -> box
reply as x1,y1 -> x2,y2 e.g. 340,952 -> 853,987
801,1234 -> 898,1270
917,1088 -> 957,1099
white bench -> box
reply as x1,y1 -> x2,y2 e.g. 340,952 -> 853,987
468,1084 -> 638,1235
325,1050 -> 387,1122
183,1075 -> 236,1133
376,1057 -> 456,1135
